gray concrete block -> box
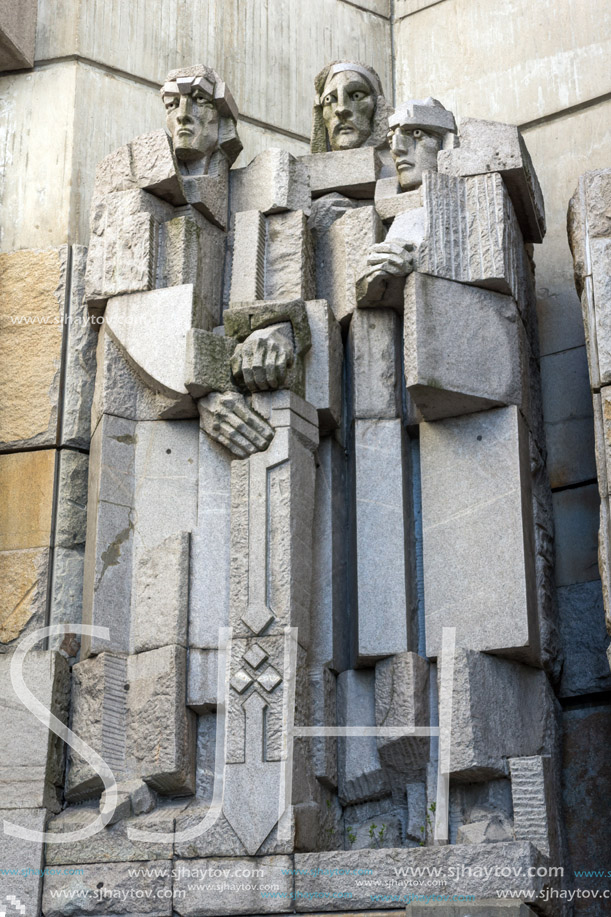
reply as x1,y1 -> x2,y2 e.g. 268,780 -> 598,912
374,178 -> 422,223
173,857 -> 293,916
45,805 -> 174,865
61,245 -> 98,448
438,117 -> 545,243
446,649 -> 558,780
187,648 -> 219,712
55,449 -> 89,548
557,580 -> 611,697
265,210 -> 315,301
421,407 -> 539,662
0,808 -> 45,916
337,670 -> 388,805
309,436 -> 348,672
48,545 -> 85,658
310,666 -> 338,790
509,755 -> 557,857
127,645 -> 196,795
189,432 -> 231,649
304,300 -> 343,432
349,308 -> 402,419
317,205 -> 384,325
231,148 -> 311,215
0,0 -> 37,70
552,483 -> 600,586
293,844 -> 547,911
419,171 -> 521,303
375,652 -> 429,779
405,903 -> 536,916
302,147 -> 382,199
404,272 -> 522,420
354,419 -> 413,662
540,346 -> 596,488
95,129 -> 185,206
0,651 -> 69,812
229,210 -> 266,303
132,531 -> 190,653
42,860 -> 173,916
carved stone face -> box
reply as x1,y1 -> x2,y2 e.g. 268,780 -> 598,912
321,70 -> 376,151
164,88 -> 219,162
389,125 -> 442,191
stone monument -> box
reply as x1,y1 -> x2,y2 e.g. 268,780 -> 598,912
0,60 -> 570,917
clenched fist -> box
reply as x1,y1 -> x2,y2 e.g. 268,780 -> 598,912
230,325 -> 294,393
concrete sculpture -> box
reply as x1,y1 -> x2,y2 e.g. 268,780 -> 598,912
0,60 -> 570,917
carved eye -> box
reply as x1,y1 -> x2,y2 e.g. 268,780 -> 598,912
413,129 -> 423,139
193,92 -> 213,108
165,97 -> 179,111
351,91 -> 368,101
323,93 -> 336,106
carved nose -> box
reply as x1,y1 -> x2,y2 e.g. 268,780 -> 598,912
176,98 -> 193,122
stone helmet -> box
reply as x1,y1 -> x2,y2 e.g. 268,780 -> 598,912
310,60 -> 392,153
161,64 -> 243,165
388,97 -> 457,143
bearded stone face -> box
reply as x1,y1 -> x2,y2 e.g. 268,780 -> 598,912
321,70 -> 376,151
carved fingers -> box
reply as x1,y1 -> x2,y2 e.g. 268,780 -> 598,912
198,391 -> 274,458
366,239 -> 415,277
231,325 -> 295,393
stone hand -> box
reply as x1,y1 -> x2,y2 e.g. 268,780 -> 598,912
198,391 -> 274,458
365,239 -> 415,278
230,325 -> 294,393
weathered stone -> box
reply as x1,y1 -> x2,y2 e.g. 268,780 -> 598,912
0,0 -> 37,69
557,580 -> 611,697
229,210 -> 266,303
456,814 -> 513,845
229,392 -> 318,644
82,414 -> 137,657
304,300 -> 342,432
187,648 -> 219,712
419,171 -> 521,303
173,856 -> 293,916
0,651 -> 70,811
62,244 -> 98,448
421,407 -> 539,662
309,436 -> 349,673
231,149 -> 311,215
45,805 -> 173,865
354,419 -> 413,662
0,248 -> 65,450
302,148 -> 382,199
405,780 -> 427,842
375,653 -> 429,779
405,904 -> 536,916
445,649 -> 558,780
42,860 -> 173,916
540,345 -> 596,488
310,666 -> 338,790
374,179 -> 422,223
0,547 -> 49,649
293,844 -> 547,911
438,118 -> 545,243
104,285 -> 198,405
185,327 -> 236,398
317,205 -> 384,325
337,670 -> 388,805
509,756 -> 558,857
349,308 -> 401,419
189,432 -> 232,649
127,645 -> 196,795
48,545 -> 85,658
0,808 -> 45,917
85,189 -> 174,313
95,129 -> 186,206
132,531 -> 190,653
55,449 -> 89,548
66,653 -> 128,801
344,796 -> 403,850
552,483 -> 600,587
266,210 -> 316,301
404,272 -> 523,421
0,449 -> 55,550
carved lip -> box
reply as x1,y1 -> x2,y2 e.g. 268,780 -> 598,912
395,159 -> 415,170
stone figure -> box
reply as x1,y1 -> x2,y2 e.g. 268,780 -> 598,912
33,58 -> 569,914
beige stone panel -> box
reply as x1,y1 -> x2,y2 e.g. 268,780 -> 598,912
394,0 -> 611,126
0,64 -> 75,252
0,248 -> 65,449
0,450 -> 55,551
35,0 -> 392,139
0,548 -> 49,646
524,101 -> 611,357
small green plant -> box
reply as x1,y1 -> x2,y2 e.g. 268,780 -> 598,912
418,803 -> 437,847
368,821 -> 387,848
346,825 -> 357,847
